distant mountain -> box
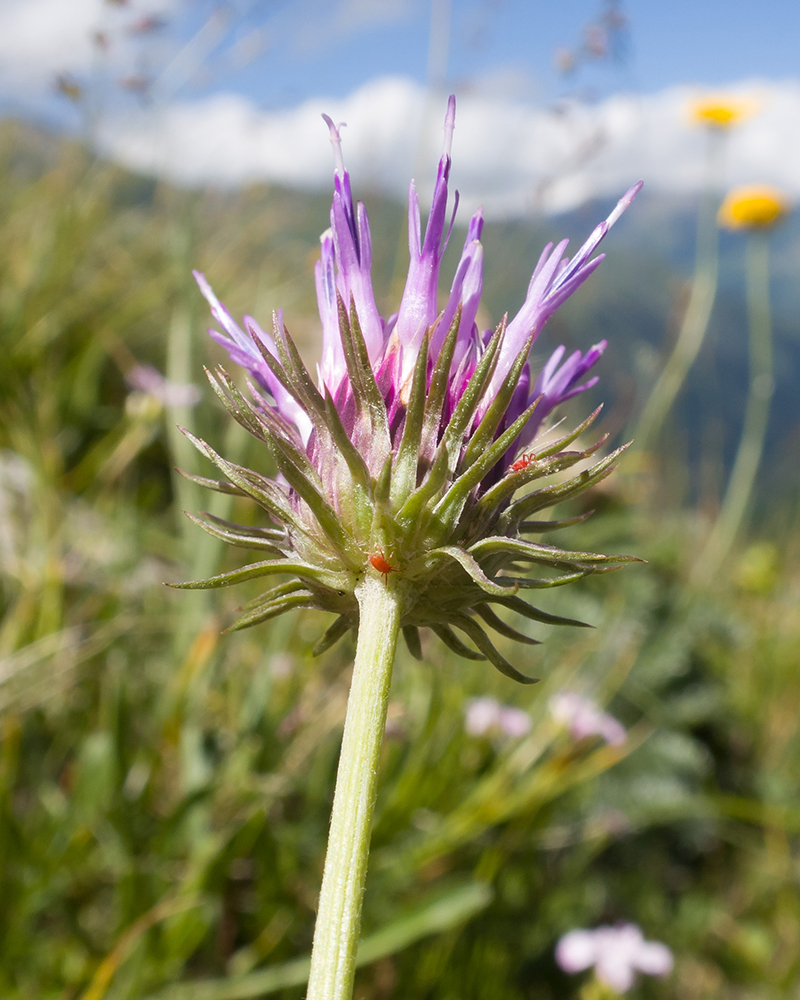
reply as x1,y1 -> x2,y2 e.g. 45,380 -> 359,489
4,118 -> 798,510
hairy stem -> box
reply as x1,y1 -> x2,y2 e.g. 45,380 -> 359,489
306,573 -> 403,1000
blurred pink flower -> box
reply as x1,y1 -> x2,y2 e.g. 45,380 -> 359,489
465,697 -> 531,738
556,923 -> 673,993
127,364 -> 201,407
549,690 -> 625,745
497,706 -> 532,737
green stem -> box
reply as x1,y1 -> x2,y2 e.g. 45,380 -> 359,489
695,234 -> 773,583
635,132 -> 722,453
306,574 -> 404,1000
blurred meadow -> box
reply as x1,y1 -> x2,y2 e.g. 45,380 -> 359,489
3,7 -> 800,996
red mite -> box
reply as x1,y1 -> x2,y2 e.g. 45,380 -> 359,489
507,452 -> 536,474
369,549 -> 399,585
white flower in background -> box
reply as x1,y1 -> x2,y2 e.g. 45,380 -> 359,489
549,690 -> 626,745
464,696 -> 531,738
556,923 -> 673,993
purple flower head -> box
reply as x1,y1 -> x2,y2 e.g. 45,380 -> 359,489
556,923 -> 673,993
181,96 -> 640,674
549,690 -> 626,746
199,98 -> 638,484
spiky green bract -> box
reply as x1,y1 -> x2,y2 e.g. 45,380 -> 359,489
175,302 -> 635,682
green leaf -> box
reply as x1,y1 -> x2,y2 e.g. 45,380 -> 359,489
175,470 -> 246,497
488,595 -> 591,629
321,388 -> 372,492
249,327 -> 327,438
336,293 -> 390,458
271,321 -> 329,424
402,625 -> 423,660
225,593 -> 317,633
519,512 -> 594,533
396,441 -> 451,528
419,305 -> 461,461
488,593 -> 592,630
184,512 -> 285,553
450,614 -> 538,684
475,604 -> 541,645
430,399 -> 539,542
181,428 -> 305,534
312,616 -> 352,656
168,559 -> 348,591
212,367 -> 316,478
238,580 -> 309,611
461,329 -> 532,471
247,323 -> 339,457
200,511 -> 286,541
476,438 -> 607,513
470,535 -> 638,571
441,322 -> 505,474
499,569 -> 595,589
264,435 -> 360,564
426,545 -> 517,597
204,367 -> 268,444
432,623 -> 486,661
501,444 -> 629,525
391,329 -> 430,507
373,451 -> 393,510
531,405 -> 604,460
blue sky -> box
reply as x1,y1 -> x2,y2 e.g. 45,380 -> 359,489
176,0 -> 800,109
2,0 -> 799,214
3,0 -> 800,123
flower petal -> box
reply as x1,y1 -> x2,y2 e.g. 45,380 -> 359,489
555,929 -> 598,973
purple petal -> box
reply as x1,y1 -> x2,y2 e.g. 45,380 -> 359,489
434,225 -> 484,359
483,182 -> 641,409
322,115 -> 384,363
245,313 -> 313,443
556,930 -> 598,973
633,942 -> 674,977
464,696 -> 501,736
315,229 -> 346,390
394,98 -> 458,378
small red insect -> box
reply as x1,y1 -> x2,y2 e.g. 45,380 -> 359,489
369,549 -> 399,585
507,452 -> 536,474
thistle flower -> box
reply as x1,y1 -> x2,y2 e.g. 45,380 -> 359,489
556,923 -> 673,993
173,97 -> 641,1000
175,96 -> 639,684
718,185 -> 788,230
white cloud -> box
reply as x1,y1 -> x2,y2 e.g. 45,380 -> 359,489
0,0 -> 178,94
97,74 -> 800,217
0,0 -> 104,89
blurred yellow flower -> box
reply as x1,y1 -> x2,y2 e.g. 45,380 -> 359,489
689,96 -> 755,129
718,186 -> 789,230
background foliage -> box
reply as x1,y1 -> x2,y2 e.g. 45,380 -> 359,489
1,120 -> 799,1000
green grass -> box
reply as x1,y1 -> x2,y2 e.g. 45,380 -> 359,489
0,120 -> 799,1000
